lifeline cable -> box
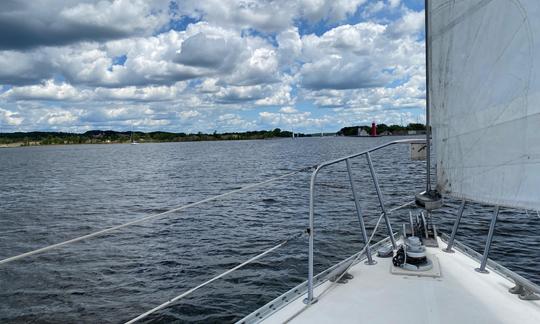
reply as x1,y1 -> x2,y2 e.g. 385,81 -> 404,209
125,231 -> 304,323
128,201 -> 414,322
0,167 -> 314,266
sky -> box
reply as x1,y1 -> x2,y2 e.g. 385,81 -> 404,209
0,0 -> 427,134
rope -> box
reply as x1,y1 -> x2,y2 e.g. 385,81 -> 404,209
125,231 -> 304,324
0,167 -> 313,266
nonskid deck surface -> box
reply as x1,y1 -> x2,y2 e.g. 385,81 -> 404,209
260,237 -> 540,324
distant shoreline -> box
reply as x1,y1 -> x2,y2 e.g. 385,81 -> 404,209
0,124 -> 426,148
0,133 -> 423,149
0,136 -> 297,148
0,129 -> 303,147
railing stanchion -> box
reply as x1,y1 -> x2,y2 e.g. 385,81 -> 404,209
366,152 -> 397,249
444,200 -> 466,253
475,206 -> 499,274
301,139 -> 425,304
304,167 -> 320,305
346,159 -> 376,265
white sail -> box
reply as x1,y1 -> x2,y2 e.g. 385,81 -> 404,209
430,0 -> 540,210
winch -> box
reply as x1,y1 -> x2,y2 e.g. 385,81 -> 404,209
392,212 -> 435,271
392,236 -> 433,271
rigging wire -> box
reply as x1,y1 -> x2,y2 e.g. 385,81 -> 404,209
0,166 -> 314,266
125,231 -> 304,324
127,201 -> 414,322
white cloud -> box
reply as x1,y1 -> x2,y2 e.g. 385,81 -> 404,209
0,1 -> 427,133
299,21 -> 422,90
386,9 -> 425,38
363,1 -> 385,16
299,0 -> 368,24
176,0 -> 370,33
255,80 -> 295,106
93,83 -> 187,101
389,0 -> 401,9
179,110 -> 200,119
0,108 -> 24,126
177,0 -> 295,33
1,80 -> 86,101
216,84 -> 272,103
43,110 -> 79,126
59,0 -> 169,35
259,110 -> 330,129
216,113 -> 256,130
279,106 -> 298,114
198,78 -> 220,93
277,28 -> 302,66
176,32 -> 241,70
0,0 -> 170,50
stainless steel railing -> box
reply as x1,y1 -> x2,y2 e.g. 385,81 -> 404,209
303,138 -> 426,304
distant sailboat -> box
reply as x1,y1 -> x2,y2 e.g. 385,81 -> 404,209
130,126 -> 139,145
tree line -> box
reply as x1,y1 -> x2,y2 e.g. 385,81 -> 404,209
0,129 -> 302,146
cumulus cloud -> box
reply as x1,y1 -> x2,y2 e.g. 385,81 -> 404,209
1,80 -> 86,101
0,108 -> 24,126
0,0 -> 170,50
0,0 -> 427,133
0,50 -> 55,85
279,106 -> 298,114
301,55 -> 390,90
259,110 -> 331,129
389,0 -> 401,9
176,33 -> 241,69
179,110 -> 200,119
176,0 -> 295,33
299,21 -> 423,90
175,0 -> 368,33
386,9 -> 425,38
216,84 -> 272,103
93,83 -> 188,102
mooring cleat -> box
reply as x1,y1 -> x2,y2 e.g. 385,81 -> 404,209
509,284 -> 540,300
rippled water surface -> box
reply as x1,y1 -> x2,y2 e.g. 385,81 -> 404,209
1,137 -> 539,323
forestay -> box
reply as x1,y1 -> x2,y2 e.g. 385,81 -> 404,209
429,0 -> 540,210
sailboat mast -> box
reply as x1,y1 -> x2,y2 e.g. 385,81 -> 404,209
424,0 -> 432,192
414,0 -> 441,210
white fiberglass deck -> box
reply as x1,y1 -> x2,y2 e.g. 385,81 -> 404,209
260,237 -> 540,324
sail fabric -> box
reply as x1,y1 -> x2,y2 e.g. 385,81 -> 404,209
430,0 -> 540,210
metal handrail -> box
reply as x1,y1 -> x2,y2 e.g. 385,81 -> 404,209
304,139 -> 425,304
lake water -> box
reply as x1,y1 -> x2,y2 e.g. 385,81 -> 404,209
1,137 -> 539,323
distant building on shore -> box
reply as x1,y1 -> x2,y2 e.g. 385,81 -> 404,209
380,130 -> 392,136
358,128 -> 369,136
